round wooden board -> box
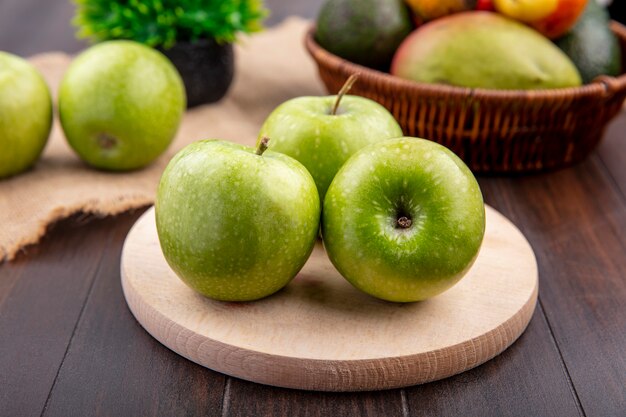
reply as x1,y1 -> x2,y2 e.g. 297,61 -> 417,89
121,206 -> 538,392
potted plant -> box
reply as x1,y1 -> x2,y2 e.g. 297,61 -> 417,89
73,0 -> 268,107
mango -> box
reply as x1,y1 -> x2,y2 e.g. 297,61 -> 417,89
391,12 -> 582,89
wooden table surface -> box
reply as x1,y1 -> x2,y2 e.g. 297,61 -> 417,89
1,1 -> 625,416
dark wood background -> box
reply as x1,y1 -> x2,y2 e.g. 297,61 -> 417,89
1,1 -> 625,416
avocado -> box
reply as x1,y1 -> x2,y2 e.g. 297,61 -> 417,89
391,12 -> 582,90
555,0 -> 622,84
316,0 -> 413,70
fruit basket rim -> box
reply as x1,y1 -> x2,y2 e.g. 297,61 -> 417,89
304,22 -> 626,102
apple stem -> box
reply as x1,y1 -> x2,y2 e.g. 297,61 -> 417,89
397,216 -> 412,229
256,137 -> 270,155
331,73 -> 360,116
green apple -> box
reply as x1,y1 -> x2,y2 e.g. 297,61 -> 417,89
258,76 -> 403,203
0,52 -> 52,178
59,40 -> 185,171
322,137 -> 485,302
156,138 -> 320,301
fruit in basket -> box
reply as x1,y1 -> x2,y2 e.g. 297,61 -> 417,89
555,0 -> 621,83
258,75 -> 404,203
476,0 -> 495,11
156,138 -> 320,302
322,137 -> 485,302
58,41 -> 185,171
316,0 -> 413,69
404,0 -> 478,22
493,0 -> 588,39
0,52 -> 52,178
391,12 -> 582,89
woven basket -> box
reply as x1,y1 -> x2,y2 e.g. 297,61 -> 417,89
305,23 -> 626,173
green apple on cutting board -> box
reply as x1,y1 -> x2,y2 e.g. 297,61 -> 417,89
155,138 -> 320,302
258,75 -> 404,204
322,137 -> 486,302
58,40 -> 185,171
0,52 -> 52,178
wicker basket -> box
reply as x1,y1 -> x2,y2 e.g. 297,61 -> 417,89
305,23 -> 626,173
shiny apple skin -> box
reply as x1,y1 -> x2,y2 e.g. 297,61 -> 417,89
156,140 -> 320,301
258,95 -> 403,204
322,137 -> 485,302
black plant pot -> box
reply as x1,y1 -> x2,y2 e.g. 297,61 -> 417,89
160,39 -> 234,108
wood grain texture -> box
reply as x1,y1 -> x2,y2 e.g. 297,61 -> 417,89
40,211 -> 228,417
480,157 -> 626,417
598,114 -> 626,199
405,304 -> 584,417
223,379 -> 407,417
120,206 -> 538,391
0,215 -> 117,417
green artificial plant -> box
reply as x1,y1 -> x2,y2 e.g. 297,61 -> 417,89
73,0 -> 268,48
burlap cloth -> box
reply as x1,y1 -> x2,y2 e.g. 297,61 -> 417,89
0,18 -> 324,262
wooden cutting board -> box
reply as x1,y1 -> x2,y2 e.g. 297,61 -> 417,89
121,206 -> 538,391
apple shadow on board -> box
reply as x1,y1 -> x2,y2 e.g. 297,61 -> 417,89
286,270 -> 426,315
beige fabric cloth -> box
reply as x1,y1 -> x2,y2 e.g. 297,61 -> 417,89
0,18 -> 323,261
